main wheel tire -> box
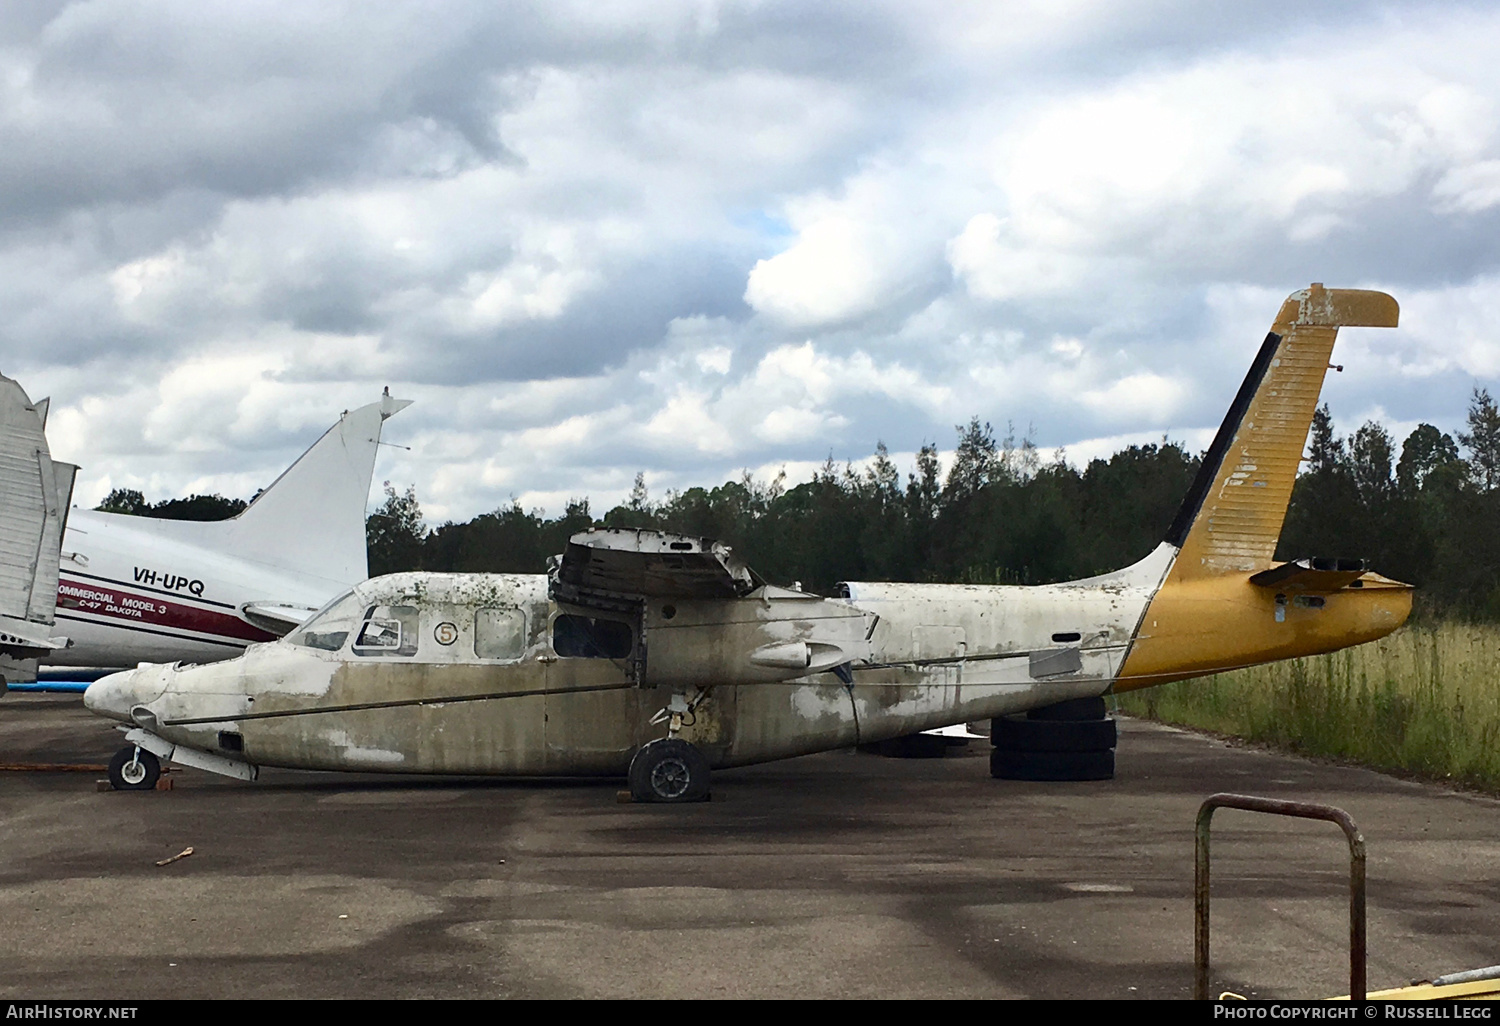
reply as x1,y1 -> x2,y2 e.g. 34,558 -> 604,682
990,748 -> 1114,781
108,746 -> 161,791
991,716 -> 1117,752
1024,696 -> 1109,722
628,738 -> 710,803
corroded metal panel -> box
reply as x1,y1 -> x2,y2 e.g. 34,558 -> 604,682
0,373 -> 75,654
727,682 -> 859,765
0,377 -> 53,621
555,528 -> 760,600
1029,647 -> 1082,678
545,681 -> 655,774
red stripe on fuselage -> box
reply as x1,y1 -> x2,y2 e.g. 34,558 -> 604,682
57,577 -> 276,643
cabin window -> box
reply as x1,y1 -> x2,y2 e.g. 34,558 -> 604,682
353,605 -> 419,656
552,614 -> 633,659
475,608 -> 527,661
287,590 -> 363,651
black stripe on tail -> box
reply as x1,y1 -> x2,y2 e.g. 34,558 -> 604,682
1164,331 -> 1282,548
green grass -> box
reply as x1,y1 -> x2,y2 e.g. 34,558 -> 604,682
1116,623 -> 1500,792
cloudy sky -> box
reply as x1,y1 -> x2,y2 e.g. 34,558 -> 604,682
6,1 -> 1500,523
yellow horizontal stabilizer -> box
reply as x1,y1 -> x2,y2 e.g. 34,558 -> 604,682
1274,286 -> 1399,329
1247,558 -> 1367,593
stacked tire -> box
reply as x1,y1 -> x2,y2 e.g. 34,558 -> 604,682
989,696 -> 1116,781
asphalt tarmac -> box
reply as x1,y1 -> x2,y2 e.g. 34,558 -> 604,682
2,692 -> 1499,1000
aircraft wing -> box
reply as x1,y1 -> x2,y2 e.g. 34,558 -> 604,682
239,602 -> 321,636
552,529 -> 763,606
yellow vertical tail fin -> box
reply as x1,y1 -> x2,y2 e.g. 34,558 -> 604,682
1114,285 -> 1406,691
1165,284 -> 1399,581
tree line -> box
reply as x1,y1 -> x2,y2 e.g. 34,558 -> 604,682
99,389 -> 1500,619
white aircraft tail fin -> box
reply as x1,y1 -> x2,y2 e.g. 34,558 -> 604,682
221,392 -> 411,590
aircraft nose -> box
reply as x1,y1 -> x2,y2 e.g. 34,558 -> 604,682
83,668 -> 168,725
83,672 -> 131,722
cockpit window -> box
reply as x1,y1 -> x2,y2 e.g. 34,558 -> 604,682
357,618 -> 402,648
353,605 -> 419,657
286,590 -> 364,651
553,614 -> 633,659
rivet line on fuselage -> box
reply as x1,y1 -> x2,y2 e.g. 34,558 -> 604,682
161,679 -> 638,726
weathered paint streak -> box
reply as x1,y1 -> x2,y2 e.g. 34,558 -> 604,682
1114,572 -> 1412,691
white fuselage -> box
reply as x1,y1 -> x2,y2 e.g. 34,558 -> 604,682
45,394 -> 409,672
51,509 -> 340,668
82,547 -> 1175,775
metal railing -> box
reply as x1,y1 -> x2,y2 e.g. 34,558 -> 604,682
1195,793 -> 1366,1001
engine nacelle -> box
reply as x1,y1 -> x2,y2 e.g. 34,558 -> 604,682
640,587 -> 870,686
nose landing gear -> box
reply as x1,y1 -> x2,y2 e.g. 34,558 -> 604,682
108,745 -> 161,791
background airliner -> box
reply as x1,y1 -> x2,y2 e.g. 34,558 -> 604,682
46,392 -> 409,673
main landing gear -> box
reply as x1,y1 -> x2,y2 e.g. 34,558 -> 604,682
630,689 -> 712,803
628,737 -> 711,803
108,745 -> 161,791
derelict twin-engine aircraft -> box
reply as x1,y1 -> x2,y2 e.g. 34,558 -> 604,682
45,393 -> 410,674
84,285 -> 1413,801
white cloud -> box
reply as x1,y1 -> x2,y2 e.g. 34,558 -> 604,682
455,255 -> 597,329
1060,427 -> 1218,469
9,2 -> 1500,525
744,167 -> 953,327
745,214 -> 888,325
634,341 -> 952,460
1078,372 -> 1187,425
948,212 -> 1092,301
695,346 -> 732,375
950,38 -> 1499,299
1381,275 -> 1500,380
109,249 -> 188,309
1433,160 -> 1500,214
756,406 -> 844,445
643,390 -> 737,455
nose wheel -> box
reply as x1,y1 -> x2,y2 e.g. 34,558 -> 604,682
108,745 -> 161,791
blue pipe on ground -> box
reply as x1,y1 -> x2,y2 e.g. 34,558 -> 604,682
5,681 -> 91,693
